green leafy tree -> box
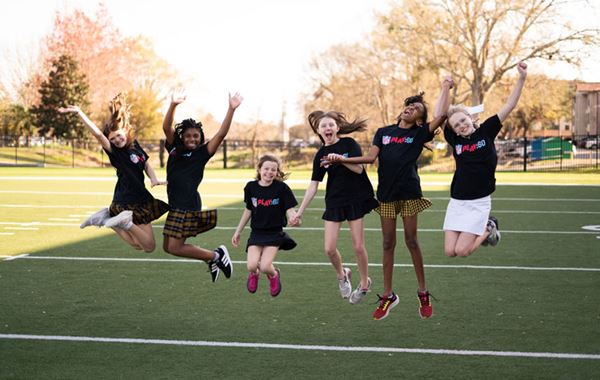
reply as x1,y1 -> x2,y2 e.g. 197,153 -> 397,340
32,55 -> 90,139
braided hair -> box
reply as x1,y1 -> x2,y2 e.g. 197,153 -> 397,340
173,118 -> 205,147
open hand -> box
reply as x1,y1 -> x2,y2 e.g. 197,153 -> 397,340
170,90 -> 186,105
229,92 -> 243,110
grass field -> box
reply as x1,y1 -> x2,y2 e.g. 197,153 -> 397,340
1,167 -> 599,379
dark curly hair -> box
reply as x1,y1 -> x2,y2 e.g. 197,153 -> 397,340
395,92 -> 428,125
174,118 -> 205,146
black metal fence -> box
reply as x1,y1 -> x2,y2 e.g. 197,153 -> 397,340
1,134 -> 598,172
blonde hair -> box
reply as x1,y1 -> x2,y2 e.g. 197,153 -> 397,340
446,105 -> 479,130
255,154 -> 290,181
103,93 -> 134,145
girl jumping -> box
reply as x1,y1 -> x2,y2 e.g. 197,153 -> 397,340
58,94 -> 168,252
443,62 -> 527,257
161,92 -> 242,282
232,155 -> 299,297
291,111 -> 378,305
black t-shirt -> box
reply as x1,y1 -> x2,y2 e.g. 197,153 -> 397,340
443,114 -> 502,200
244,180 -> 298,232
373,124 -> 434,202
311,137 -> 376,209
165,140 -> 212,210
104,140 -> 152,204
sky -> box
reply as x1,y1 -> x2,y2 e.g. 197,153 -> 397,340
1,0 -> 599,126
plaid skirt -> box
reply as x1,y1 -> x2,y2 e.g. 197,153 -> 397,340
163,208 -> 217,239
109,198 -> 169,225
375,198 -> 432,219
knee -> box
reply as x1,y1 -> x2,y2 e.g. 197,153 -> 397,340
247,262 -> 259,273
404,236 -> 420,251
259,262 -> 272,274
163,241 -> 178,255
142,243 -> 155,253
382,238 -> 396,252
324,246 -> 338,258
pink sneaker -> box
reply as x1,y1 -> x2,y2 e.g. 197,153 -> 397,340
247,271 -> 260,293
268,268 -> 281,297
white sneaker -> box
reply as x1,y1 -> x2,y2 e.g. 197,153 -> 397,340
338,267 -> 352,299
486,216 -> 500,247
349,277 -> 372,305
80,208 -> 111,229
104,210 -> 133,230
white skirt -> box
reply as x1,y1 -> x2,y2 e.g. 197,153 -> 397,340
443,196 -> 491,236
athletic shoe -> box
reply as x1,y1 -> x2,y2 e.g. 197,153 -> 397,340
338,267 -> 352,299
247,271 -> 260,293
80,207 -> 111,228
372,293 -> 399,321
214,245 -> 233,278
207,261 -> 219,282
487,216 -> 501,247
268,268 -> 281,297
349,277 -> 372,305
417,290 -> 434,319
104,210 -> 133,230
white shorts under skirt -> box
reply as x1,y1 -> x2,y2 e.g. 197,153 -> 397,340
443,196 -> 491,236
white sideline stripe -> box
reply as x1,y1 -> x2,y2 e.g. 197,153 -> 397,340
2,203 -> 599,215
0,334 -> 598,360
1,176 -> 599,187
0,232 -> 15,235
1,191 -> 599,202
0,221 -> 597,235
4,227 -> 38,230
15,256 -> 600,272
3,254 -> 29,261
48,218 -> 79,221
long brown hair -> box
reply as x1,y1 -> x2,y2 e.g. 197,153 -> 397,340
103,93 -> 134,146
307,110 -> 367,144
255,154 -> 290,181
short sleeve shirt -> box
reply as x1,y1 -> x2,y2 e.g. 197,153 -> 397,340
166,140 -> 212,210
244,180 -> 298,232
443,114 -> 502,199
311,137 -> 376,209
373,124 -> 434,202
104,140 -> 152,204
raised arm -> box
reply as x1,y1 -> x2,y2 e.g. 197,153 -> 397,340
144,160 -> 166,187
231,208 -> 252,247
289,180 -> 319,225
497,62 -> 528,122
58,106 -> 111,151
206,92 -> 243,156
163,92 -> 186,145
429,76 -> 454,132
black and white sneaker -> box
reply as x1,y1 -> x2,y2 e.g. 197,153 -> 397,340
214,245 -> 233,278
487,216 -> 501,247
207,261 -> 220,283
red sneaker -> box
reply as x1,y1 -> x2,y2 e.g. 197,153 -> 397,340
417,290 -> 434,319
268,268 -> 281,297
372,293 -> 399,320
247,271 -> 260,293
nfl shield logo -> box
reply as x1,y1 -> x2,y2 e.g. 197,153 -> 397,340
251,197 -> 258,207
382,136 -> 391,145
130,154 -> 139,164
455,144 -> 462,155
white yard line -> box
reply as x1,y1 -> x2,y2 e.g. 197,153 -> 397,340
0,221 -> 596,235
0,333 -> 597,360
1,203 -> 599,214
11,255 -> 600,272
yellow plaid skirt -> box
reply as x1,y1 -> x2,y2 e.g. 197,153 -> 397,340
163,208 -> 217,239
375,198 -> 432,219
109,198 -> 169,225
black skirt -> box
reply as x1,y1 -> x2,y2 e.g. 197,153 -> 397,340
322,197 -> 379,222
246,230 -> 297,252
